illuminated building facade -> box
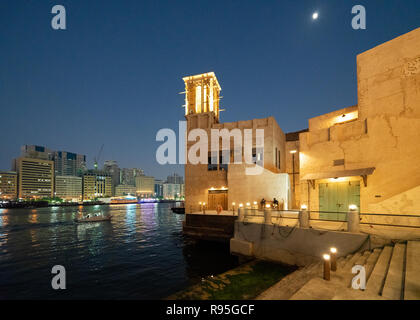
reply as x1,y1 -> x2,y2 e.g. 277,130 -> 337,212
183,72 -> 292,213
55,175 -> 82,201
135,175 -> 155,198
14,157 -> 54,199
115,184 -> 137,197
299,28 -> 420,216
82,171 -> 112,200
0,171 -> 18,200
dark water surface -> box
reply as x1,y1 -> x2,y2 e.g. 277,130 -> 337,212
0,203 -> 239,299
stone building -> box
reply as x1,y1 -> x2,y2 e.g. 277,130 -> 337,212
298,27 -> 420,217
183,28 -> 420,217
183,72 -> 292,213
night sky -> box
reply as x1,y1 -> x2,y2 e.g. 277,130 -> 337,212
1,0 -> 419,179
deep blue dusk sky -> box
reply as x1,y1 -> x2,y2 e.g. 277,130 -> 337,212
0,0 -> 419,179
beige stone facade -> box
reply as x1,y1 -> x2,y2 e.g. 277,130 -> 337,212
299,27 -> 420,215
184,73 -> 291,213
184,28 -> 420,217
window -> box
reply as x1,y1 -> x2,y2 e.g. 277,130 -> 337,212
208,152 -> 218,171
275,147 -> 278,168
252,148 -> 263,165
219,150 -> 229,171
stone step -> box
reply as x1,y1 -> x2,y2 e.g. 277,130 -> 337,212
337,255 -> 352,269
355,250 -> 372,266
404,241 -> 420,300
382,243 -> 406,300
365,248 -> 382,281
305,261 -> 322,273
341,252 -> 362,274
366,246 -> 393,295
256,264 -> 321,300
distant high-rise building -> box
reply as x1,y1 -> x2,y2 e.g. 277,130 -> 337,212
21,145 -> 54,161
104,160 -> 120,195
154,179 -> 164,198
163,183 -> 184,200
166,173 -> 184,184
54,151 -> 86,176
82,171 -> 112,200
115,184 -> 137,197
20,145 -> 86,177
120,168 -> 144,186
14,157 -> 54,199
135,176 -> 155,198
0,171 -> 18,200
55,176 -> 82,201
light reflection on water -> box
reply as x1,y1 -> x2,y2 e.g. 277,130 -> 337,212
0,203 -> 238,299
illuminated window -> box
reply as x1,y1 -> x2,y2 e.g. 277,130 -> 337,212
196,85 -> 202,113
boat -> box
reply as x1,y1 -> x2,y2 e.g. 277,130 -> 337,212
75,213 -> 112,223
110,195 -> 138,205
171,207 -> 185,214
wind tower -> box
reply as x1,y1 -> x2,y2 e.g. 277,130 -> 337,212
182,72 -> 222,128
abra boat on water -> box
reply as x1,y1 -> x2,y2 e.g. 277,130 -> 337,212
75,213 -> 112,223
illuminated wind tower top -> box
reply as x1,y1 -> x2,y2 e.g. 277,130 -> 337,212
182,72 -> 222,121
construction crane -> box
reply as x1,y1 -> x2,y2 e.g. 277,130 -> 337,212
93,144 -> 104,171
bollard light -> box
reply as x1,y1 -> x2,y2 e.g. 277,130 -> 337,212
301,204 -> 308,210
265,204 -> 271,208
349,204 -> 358,211
232,202 -> 236,214
323,254 -> 331,281
239,203 -> 243,208
330,247 -> 337,271
246,202 -> 251,208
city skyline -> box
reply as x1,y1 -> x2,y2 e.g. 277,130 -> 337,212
1,1 -> 420,178
6,143 -> 180,182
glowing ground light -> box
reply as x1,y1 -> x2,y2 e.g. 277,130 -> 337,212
312,12 -> 319,20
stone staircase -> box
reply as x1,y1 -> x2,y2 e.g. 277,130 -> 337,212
257,240 -> 420,300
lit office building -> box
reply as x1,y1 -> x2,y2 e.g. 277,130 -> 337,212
115,184 -> 137,197
167,173 -> 184,184
0,171 -> 18,200
120,168 -> 144,186
55,176 -> 82,201
54,151 -> 86,176
14,157 -> 54,199
135,176 -> 155,198
83,171 -> 112,200
104,160 -> 120,194
163,183 -> 184,200
154,179 -> 164,198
